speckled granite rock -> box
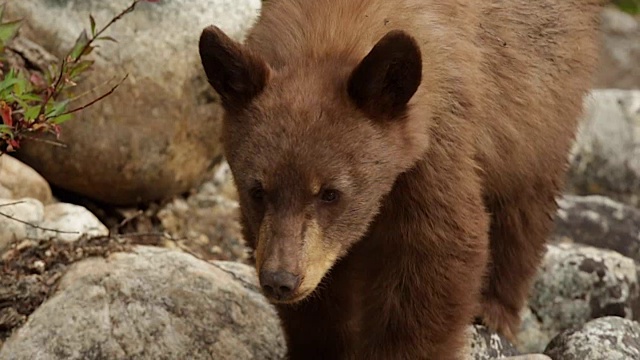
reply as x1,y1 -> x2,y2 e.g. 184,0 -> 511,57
516,307 -> 548,354
544,317 -> 640,360
0,246 -> 285,360
468,324 -> 520,359
522,243 -> 639,352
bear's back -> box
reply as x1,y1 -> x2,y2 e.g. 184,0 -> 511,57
245,0 -> 604,194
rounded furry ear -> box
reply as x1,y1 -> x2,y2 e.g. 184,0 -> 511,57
347,30 -> 422,118
199,25 -> 270,111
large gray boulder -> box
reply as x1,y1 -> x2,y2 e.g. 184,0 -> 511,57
554,195 -> 640,263
0,246 -> 286,360
544,316 -> 640,360
595,7 -> 640,89
567,89 -> 640,207
4,0 -> 261,205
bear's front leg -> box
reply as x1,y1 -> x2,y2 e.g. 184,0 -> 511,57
275,259 -> 357,360
353,160 -> 490,360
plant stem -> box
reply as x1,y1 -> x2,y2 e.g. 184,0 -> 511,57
56,74 -> 128,117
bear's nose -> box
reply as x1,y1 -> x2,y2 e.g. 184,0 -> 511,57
259,270 -> 301,301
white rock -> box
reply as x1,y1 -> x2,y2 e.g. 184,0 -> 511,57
38,203 -> 109,242
0,198 -> 44,251
0,199 -> 109,250
0,155 -> 52,204
0,184 -> 12,199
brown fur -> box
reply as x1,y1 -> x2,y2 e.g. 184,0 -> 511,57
198,0 -> 605,358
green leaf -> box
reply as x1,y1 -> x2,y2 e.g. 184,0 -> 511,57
17,93 -> 42,102
13,76 -> 28,97
97,36 -> 118,43
0,78 -> 21,93
0,71 -> 21,93
0,19 -> 22,45
0,124 -> 12,134
24,105 -> 41,122
8,93 -> 28,109
89,14 -> 97,36
68,59 -> 95,80
45,99 -> 70,118
69,30 -> 89,61
0,3 -> 5,23
615,0 -> 640,14
49,113 -> 72,124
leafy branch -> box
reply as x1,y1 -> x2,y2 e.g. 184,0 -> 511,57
0,0 -> 157,153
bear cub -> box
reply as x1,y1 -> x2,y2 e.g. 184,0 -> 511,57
198,0 -> 605,358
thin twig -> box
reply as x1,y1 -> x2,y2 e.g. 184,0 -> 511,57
0,210 -> 80,234
115,232 -> 185,242
20,134 -> 67,148
55,74 -> 128,117
79,0 -> 144,56
0,201 -> 25,208
117,209 -> 143,229
67,75 -> 120,104
36,0 -> 143,120
36,59 -> 67,119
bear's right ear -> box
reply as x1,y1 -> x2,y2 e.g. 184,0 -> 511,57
199,25 -> 270,111
347,30 -> 422,119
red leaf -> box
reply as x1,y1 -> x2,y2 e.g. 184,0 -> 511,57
0,102 -> 13,127
52,124 -> 62,139
29,73 -> 46,89
8,139 -> 20,150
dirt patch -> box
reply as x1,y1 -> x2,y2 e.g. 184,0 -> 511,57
0,234 -> 164,344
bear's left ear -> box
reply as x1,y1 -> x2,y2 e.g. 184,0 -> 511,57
347,30 -> 422,118
199,25 -> 270,111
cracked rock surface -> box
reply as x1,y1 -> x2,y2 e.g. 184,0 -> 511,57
0,246 -> 285,360
544,316 -> 640,360
553,195 -> 640,263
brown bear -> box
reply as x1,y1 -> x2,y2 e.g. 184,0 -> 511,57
198,0 -> 606,358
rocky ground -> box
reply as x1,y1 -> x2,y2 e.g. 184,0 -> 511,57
0,2 -> 639,360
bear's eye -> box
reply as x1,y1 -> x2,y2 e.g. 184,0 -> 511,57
319,189 -> 340,204
250,184 -> 265,202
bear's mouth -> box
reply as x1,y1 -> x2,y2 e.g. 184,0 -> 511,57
262,286 -> 316,305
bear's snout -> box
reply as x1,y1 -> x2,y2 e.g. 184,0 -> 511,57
259,269 -> 302,301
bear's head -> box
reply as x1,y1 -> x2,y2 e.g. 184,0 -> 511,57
199,25 -> 428,304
